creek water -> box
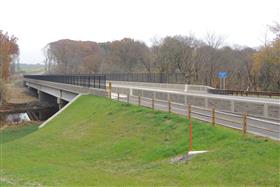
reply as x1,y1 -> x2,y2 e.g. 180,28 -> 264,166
5,113 -> 31,124
0,106 -> 59,125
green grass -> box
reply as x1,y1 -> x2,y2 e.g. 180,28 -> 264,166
18,63 -> 45,74
1,95 -> 279,186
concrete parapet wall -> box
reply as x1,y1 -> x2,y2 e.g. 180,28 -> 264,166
142,90 -> 154,98
132,89 -> 142,96
186,96 -> 205,107
111,84 -> 279,120
113,87 -> 130,95
108,81 -> 185,91
208,98 -> 232,111
155,92 -> 168,101
108,81 -> 214,94
169,93 -> 185,104
267,104 -> 280,119
234,101 -> 264,116
185,84 -> 213,93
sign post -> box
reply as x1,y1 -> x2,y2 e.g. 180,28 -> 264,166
218,71 -> 228,90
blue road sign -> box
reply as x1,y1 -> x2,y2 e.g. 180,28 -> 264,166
218,71 -> 228,79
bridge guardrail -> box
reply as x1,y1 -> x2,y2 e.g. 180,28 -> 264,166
106,73 -> 192,84
23,74 -> 106,89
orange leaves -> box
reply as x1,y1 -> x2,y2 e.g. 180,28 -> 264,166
0,31 -> 19,81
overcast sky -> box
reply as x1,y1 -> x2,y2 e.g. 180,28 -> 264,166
0,0 -> 279,64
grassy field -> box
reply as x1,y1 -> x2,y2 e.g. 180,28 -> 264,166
18,63 -> 45,74
1,95 -> 279,186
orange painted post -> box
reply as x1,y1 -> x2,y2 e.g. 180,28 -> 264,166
189,119 -> 193,151
187,104 -> 193,151
212,108 -> 216,126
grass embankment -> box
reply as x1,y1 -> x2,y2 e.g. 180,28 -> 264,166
1,95 -> 279,186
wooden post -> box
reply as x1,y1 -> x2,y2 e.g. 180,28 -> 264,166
188,105 -> 191,120
109,82 -> 112,99
127,94 -> 129,103
152,97 -> 155,110
243,112 -> 248,136
117,92 -> 119,101
168,99 -> 171,113
212,108 -> 216,126
138,95 -> 141,106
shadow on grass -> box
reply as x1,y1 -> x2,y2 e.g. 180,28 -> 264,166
0,124 -> 38,144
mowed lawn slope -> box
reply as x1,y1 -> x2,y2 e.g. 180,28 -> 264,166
1,95 -> 279,186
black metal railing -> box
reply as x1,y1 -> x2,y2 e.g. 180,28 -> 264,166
23,74 -> 106,89
105,73 -> 188,84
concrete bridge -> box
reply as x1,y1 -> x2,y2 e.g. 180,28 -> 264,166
24,75 -> 107,109
23,75 -> 280,140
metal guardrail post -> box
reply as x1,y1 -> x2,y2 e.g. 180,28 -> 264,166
243,112 -> 248,136
212,108 -> 216,126
127,94 -> 129,103
152,97 -> 155,110
117,92 -> 119,101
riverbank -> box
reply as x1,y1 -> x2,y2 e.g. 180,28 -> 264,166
0,121 -> 41,131
0,78 -> 57,125
2,78 -> 37,104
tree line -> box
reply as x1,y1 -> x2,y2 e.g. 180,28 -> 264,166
44,24 -> 280,91
0,31 -> 19,81
0,31 -> 19,104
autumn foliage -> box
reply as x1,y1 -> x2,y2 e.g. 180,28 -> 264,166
252,23 -> 280,90
0,31 -> 19,81
44,24 -> 280,91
